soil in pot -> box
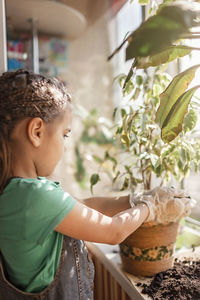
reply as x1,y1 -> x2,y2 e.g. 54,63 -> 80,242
137,258 -> 200,300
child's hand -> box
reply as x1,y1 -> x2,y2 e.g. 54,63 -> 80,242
140,196 -> 157,223
143,186 -> 188,199
129,187 -> 196,224
129,193 -> 157,222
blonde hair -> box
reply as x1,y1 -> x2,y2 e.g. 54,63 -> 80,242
0,69 -> 71,193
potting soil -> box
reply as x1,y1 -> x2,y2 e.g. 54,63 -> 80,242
137,258 -> 200,300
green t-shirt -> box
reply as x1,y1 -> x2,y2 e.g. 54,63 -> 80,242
0,177 -> 76,293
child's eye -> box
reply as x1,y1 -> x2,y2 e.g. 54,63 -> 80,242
64,129 -> 71,139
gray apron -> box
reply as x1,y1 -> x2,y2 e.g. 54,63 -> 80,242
0,236 -> 94,300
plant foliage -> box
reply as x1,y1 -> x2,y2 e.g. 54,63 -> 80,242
75,0 -> 200,193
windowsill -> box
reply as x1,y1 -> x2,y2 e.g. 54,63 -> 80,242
86,242 -> 151,300
86,242 -> 200,300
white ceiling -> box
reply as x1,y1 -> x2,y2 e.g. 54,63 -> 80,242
6,0 -> 88,39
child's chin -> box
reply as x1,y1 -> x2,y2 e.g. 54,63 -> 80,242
38,165 -> 57,178
37,171 -> 52,177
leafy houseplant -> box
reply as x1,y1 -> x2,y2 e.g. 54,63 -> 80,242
111,0 -> 200,276
108,65 -> 200,192
78,0 -> 200,276
89,0 -> 200,193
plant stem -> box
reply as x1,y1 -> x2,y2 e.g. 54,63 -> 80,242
139,143 -> 145,190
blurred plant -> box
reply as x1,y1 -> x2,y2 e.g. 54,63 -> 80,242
74,105 -> 121,192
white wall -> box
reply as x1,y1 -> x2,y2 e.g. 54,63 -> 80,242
0,0 -> 7,74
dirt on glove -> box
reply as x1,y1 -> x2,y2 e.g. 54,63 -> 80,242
133,186 -> 195,224
137,258 -> 200,300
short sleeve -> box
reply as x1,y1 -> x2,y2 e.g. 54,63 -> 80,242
22,178 -> 76,245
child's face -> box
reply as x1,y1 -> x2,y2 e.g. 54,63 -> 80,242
36,105 -> 72,177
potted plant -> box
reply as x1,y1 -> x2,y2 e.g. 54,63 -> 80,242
76,0 -> 200,276
111,0 -> 200,276
90,0 -> 200,192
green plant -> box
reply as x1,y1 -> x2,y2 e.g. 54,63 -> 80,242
110,68 -> 200,191
76,0 -> 200,193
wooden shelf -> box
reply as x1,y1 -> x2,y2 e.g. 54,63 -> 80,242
6,0 -> 87,39
86,243 -> 147,300
86,243 -> 200,300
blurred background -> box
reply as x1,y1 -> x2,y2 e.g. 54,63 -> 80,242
1,0 -> 200,210
1,0 -> 143,197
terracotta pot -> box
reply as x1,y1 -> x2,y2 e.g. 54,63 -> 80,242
120,222 -> 180,276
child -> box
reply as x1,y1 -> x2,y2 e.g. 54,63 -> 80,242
0,69 -> 150,300
0,69 -> 189,300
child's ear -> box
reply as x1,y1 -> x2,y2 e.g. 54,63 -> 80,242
27,118 -> 45,147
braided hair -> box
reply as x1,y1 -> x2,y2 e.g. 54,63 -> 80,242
0,69 -> 71,193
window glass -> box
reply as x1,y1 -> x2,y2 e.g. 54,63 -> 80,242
179,28 -> 200,217
108,1 -> 142,105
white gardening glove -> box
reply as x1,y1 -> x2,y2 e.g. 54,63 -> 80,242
160,193 -> 196,223
129,193 -> 157,223
129,187 -> 196,224
150,187 -> 196,223
143,186 -> 187,199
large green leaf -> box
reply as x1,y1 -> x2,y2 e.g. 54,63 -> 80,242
125,1 -> 200,60
161,86 -> 200,143
126,15 -> 184,60
121,44 -> 193,89
156,64 -> 200,127
108,1 -> 200,61
136,46 -> 198,69
123,45 -> 197,90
